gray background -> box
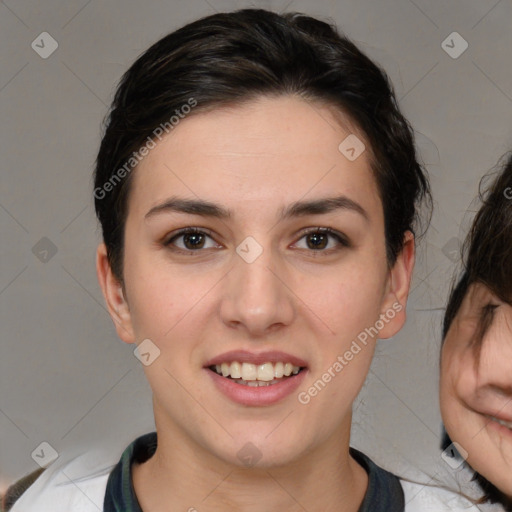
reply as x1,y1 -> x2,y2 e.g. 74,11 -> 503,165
1,0 -> 511,491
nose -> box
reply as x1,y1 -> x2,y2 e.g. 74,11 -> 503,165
219,241 -> 295,337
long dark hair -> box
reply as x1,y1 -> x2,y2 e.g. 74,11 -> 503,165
443,152 -> 512,341
441,152 -> 512,509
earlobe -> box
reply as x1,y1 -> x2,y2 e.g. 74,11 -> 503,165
378,231 -> 416,339
95,243 -> 136,344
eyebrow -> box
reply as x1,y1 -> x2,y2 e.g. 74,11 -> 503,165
145,195 -> 369,222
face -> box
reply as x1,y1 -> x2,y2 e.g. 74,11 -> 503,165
441,282 -> 512,496
97,95 -> 413,468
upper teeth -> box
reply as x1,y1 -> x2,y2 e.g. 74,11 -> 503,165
490,416 -> 512,429
214,362 -> 301,381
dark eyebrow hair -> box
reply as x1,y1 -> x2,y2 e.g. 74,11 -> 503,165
145,197 -> 232,220
145,195 -> 369,222
281,196 -> 369,221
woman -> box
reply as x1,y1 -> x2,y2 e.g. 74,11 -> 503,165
440,153 -> 512,511
9,8 -> 476,511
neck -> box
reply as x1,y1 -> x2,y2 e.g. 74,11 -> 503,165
133,412 -> 368,512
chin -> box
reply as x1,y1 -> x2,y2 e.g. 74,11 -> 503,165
210,433 -> 309,470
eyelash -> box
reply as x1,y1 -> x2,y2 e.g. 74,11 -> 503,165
474,303 -> 500,343
481,303 -> 499,317
164,227 -> 350,256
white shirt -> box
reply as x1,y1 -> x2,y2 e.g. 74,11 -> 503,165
399,460 -> 506,511
9,448 -> 506,512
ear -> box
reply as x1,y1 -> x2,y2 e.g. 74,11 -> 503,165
96,243 -> 136,344
378,231 -> 415,339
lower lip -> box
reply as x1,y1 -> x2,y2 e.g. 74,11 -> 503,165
205,368 -> 308,406
485,416 -> 512,437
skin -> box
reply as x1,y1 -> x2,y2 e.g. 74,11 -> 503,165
97,95 -> 415,512
440,282 -> 512,497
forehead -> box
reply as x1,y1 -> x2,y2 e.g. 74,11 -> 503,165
128,95 -> 382,221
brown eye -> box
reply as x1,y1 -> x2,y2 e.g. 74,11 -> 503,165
294,227 -> 350,253
306,231 -> 329,250
165,228 -> 219,252
181,231 -> 206,249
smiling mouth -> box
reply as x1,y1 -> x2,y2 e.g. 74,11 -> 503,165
485,415 -> 512,430
209,361 -> 305,387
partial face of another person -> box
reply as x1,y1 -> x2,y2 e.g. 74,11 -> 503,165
441,282 -> 512,496
97,95 -> 413,468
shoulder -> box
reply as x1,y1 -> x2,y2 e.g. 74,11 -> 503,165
7,447 -> 117,512
350,448 -> 405,511
352,450 -> 491,511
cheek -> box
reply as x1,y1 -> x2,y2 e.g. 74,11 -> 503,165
294,262 -> 387,379
123,251 -> 209,340
440,368 -> 457,431
319,261 -> 387,333
451,354 -> 477,402
440,346 -> 476,423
